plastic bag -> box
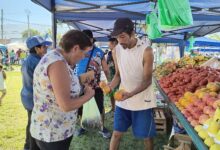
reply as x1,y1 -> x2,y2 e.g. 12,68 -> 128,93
146,12 -> 162,39
201,57 -> 220,69
189,36 -> 195,51
81,97 -> 102,130
158,0 -> 193,28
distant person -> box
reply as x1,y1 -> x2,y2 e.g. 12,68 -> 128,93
0,64 -> 6,106
21,35 -> 52,150
0,50 -> 3,64
107,38 -> 118,112
10,50 -> 15,64
4,50 -> 10,69
17,49 -> 22,60
15,49 -> 21,65
20,50 -> 26,64
14,51 -> 19,65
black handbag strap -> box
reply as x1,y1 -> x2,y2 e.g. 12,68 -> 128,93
85,47 -> 95,72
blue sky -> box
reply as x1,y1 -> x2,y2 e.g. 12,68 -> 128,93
0,0 -> 51,26
0,0 -> 67,39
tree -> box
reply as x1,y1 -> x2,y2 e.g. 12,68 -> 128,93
43,28 -> 62,44
22,29 -> 41,39
43,29 -> 52,37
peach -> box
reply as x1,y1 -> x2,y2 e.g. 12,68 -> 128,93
199,114 -> 209,124
191,120 -> 199,127
208,109 -> 215,117
204,106 -> 214,115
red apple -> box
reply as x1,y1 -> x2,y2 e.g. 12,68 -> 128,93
198,102 -> 207,110
202,95 -> 208,103
181,109 -> 191,117
187,116 -> 194,122
193,111 -> 202,120
186,113 -> 191,118
194,99 -> 202,106
181,109 -> 188,115
186,104 -> 195,112
202,93 -> 212,101
189,106 -> 197,114
206,98 -> 216,106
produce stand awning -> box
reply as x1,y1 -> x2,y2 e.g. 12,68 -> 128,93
186,37 -> 220,47
31,0 -> 220,42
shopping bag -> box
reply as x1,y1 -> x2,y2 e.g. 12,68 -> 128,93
146,11 -> 162,39
81,97 -> 102,130
158,0 -> 193,28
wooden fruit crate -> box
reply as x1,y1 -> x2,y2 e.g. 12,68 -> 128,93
163,134 -> 192,150
154,108 -> 167,134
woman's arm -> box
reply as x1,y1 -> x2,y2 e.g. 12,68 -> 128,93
48,61 -> 94,112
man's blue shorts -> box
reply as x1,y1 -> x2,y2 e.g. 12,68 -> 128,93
114,106 -> 156,138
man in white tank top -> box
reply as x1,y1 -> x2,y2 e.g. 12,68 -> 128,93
109,18 -> 157,150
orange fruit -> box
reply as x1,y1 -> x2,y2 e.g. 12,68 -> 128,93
99,81 -> 107,89
103,86 -> 111,94
114,89 -> 125,101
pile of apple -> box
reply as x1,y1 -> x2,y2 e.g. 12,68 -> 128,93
176,82 -> 220,127
160,66 -> 220,102
194,108 -> 220,149
174,82 -> 220,149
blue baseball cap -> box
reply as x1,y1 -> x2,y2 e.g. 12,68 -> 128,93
26,35 -> 52,49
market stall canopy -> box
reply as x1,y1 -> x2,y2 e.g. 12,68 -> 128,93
0,44 -> 7,53
199,48 -> 220,52
186,37 -> 220,47
32,0 -> 220,41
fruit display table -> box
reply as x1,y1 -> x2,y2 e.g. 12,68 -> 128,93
154,77 -> 209,150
